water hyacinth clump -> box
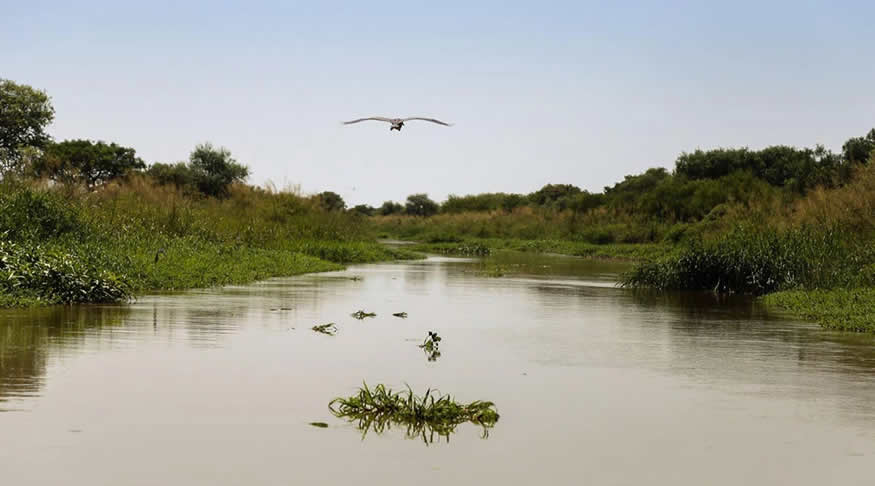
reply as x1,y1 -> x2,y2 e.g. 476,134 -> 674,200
351,310 -> 376,319
329,383 -> 499,444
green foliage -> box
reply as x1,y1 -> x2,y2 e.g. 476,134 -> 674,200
529,183 -> 582,207
188,143 -> 249,197
0,79 -> 55,174
404,193 -> 439,217
763,288 -> 875,332
35,139 -> 145,187
0,187 -> 80,241
329,383 -> 499,443
0,239 -> 131,305
441,192 -> 528,213
674,144 -> 847,192
622,225 -> 872,294
378,200 -> 404,215
145,162 -> 197,193
841,128 -> 875,166
315,191 -> 346,211
351,204 -> 376,216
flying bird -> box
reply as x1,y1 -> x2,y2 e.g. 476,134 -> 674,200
342,116 -> 453,132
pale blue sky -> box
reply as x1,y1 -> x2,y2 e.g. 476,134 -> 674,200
3,1 -> 873,205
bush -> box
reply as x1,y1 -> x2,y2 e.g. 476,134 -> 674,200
36,139 -> 145,187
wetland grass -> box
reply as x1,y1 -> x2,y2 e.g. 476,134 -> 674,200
328,383 -> 499,444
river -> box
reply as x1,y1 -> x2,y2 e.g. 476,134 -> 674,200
1,252 -> 873,485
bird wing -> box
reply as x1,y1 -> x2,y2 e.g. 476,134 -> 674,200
402,117 -> 453,126
342,117 -> 395,125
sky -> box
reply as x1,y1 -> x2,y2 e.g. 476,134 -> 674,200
3,1 -> 874,206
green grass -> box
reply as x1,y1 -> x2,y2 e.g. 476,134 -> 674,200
762,288 -> 875,332
408,238 -> 669,261
0,180 -> 419,308
329,383 -> 499,444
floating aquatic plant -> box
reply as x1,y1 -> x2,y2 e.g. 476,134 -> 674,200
418,331 -> 442,361
309,422 -> 329,428
392,312 -> 408,318
329,383 -> 499,444
311,323 -> 337,335
351,310 -> 376,319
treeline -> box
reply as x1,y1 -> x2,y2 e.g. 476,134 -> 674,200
373,130 -> 874,222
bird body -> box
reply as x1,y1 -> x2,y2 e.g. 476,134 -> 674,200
342,116 -> 452,132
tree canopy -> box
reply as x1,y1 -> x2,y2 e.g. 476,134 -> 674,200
35,139 -> 145,186
0,79 -> 55,174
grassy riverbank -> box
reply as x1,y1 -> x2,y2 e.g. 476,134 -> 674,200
407,238 -> 670,261
0,178 -> 418,308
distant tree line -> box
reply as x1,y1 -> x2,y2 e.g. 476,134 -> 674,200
3,78 -> 874,220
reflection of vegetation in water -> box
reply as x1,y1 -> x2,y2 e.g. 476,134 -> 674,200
329,383 -> 499,445
350,310 -> 376,320
311,323 -> 337,335
0,305 -> 130,408
418,331 -> 442,361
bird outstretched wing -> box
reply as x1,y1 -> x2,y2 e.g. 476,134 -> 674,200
402,117 -> 453,126
342,117 -> 395,125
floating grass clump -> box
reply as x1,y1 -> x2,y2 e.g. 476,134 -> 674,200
329,383 -> 499,444
351,310 -> 376,319
763,288 -> 875,332
392,311 -> 407,318
311,323 -> 337,335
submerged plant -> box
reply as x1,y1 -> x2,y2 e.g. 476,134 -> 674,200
311,322 -> 337,335
351,310 -> 376,319
328,383 -> 499,444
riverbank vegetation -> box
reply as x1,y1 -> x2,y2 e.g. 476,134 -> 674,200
0,79 -> 416,307
371,128 -> 875,332
3,78 -> 874,331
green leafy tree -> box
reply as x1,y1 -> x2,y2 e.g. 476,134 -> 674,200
146,162 -> 197,192
378,201 -> 404,215
528,184 -> 582,207
0,79 -> 55,174
404,193 -> 439,217
351,204 -> 376,216
188,143 -> 249,197
316,191 -> 346,211
36,139 -> 145,187
842,129 -> 875,165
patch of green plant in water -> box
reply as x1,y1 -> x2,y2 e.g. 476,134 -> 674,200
351,310 -> 376,320
309,422 -> 329,428
478,262 -> 508,277
311,323 -> 337,335
328,383 -> 499,444
762,288 -> 875,332
392,311 -> 407,318
418,331 -> 442,361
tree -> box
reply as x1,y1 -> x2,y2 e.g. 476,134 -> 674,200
35,139 -> 145,186
842,129 -> 875,165
189,143 -> 249,197
146,162 -> 197,192
378,201 -> 404,215
351,204 -> 376,216
316,191 -> 346,211
404,193 -> 439,217
529,184 -> 582,207
0,79 -> 55,174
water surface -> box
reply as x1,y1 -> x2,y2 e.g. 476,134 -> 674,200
1,252 -> 874,485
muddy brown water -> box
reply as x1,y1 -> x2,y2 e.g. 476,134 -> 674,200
1,252 -> 874,485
